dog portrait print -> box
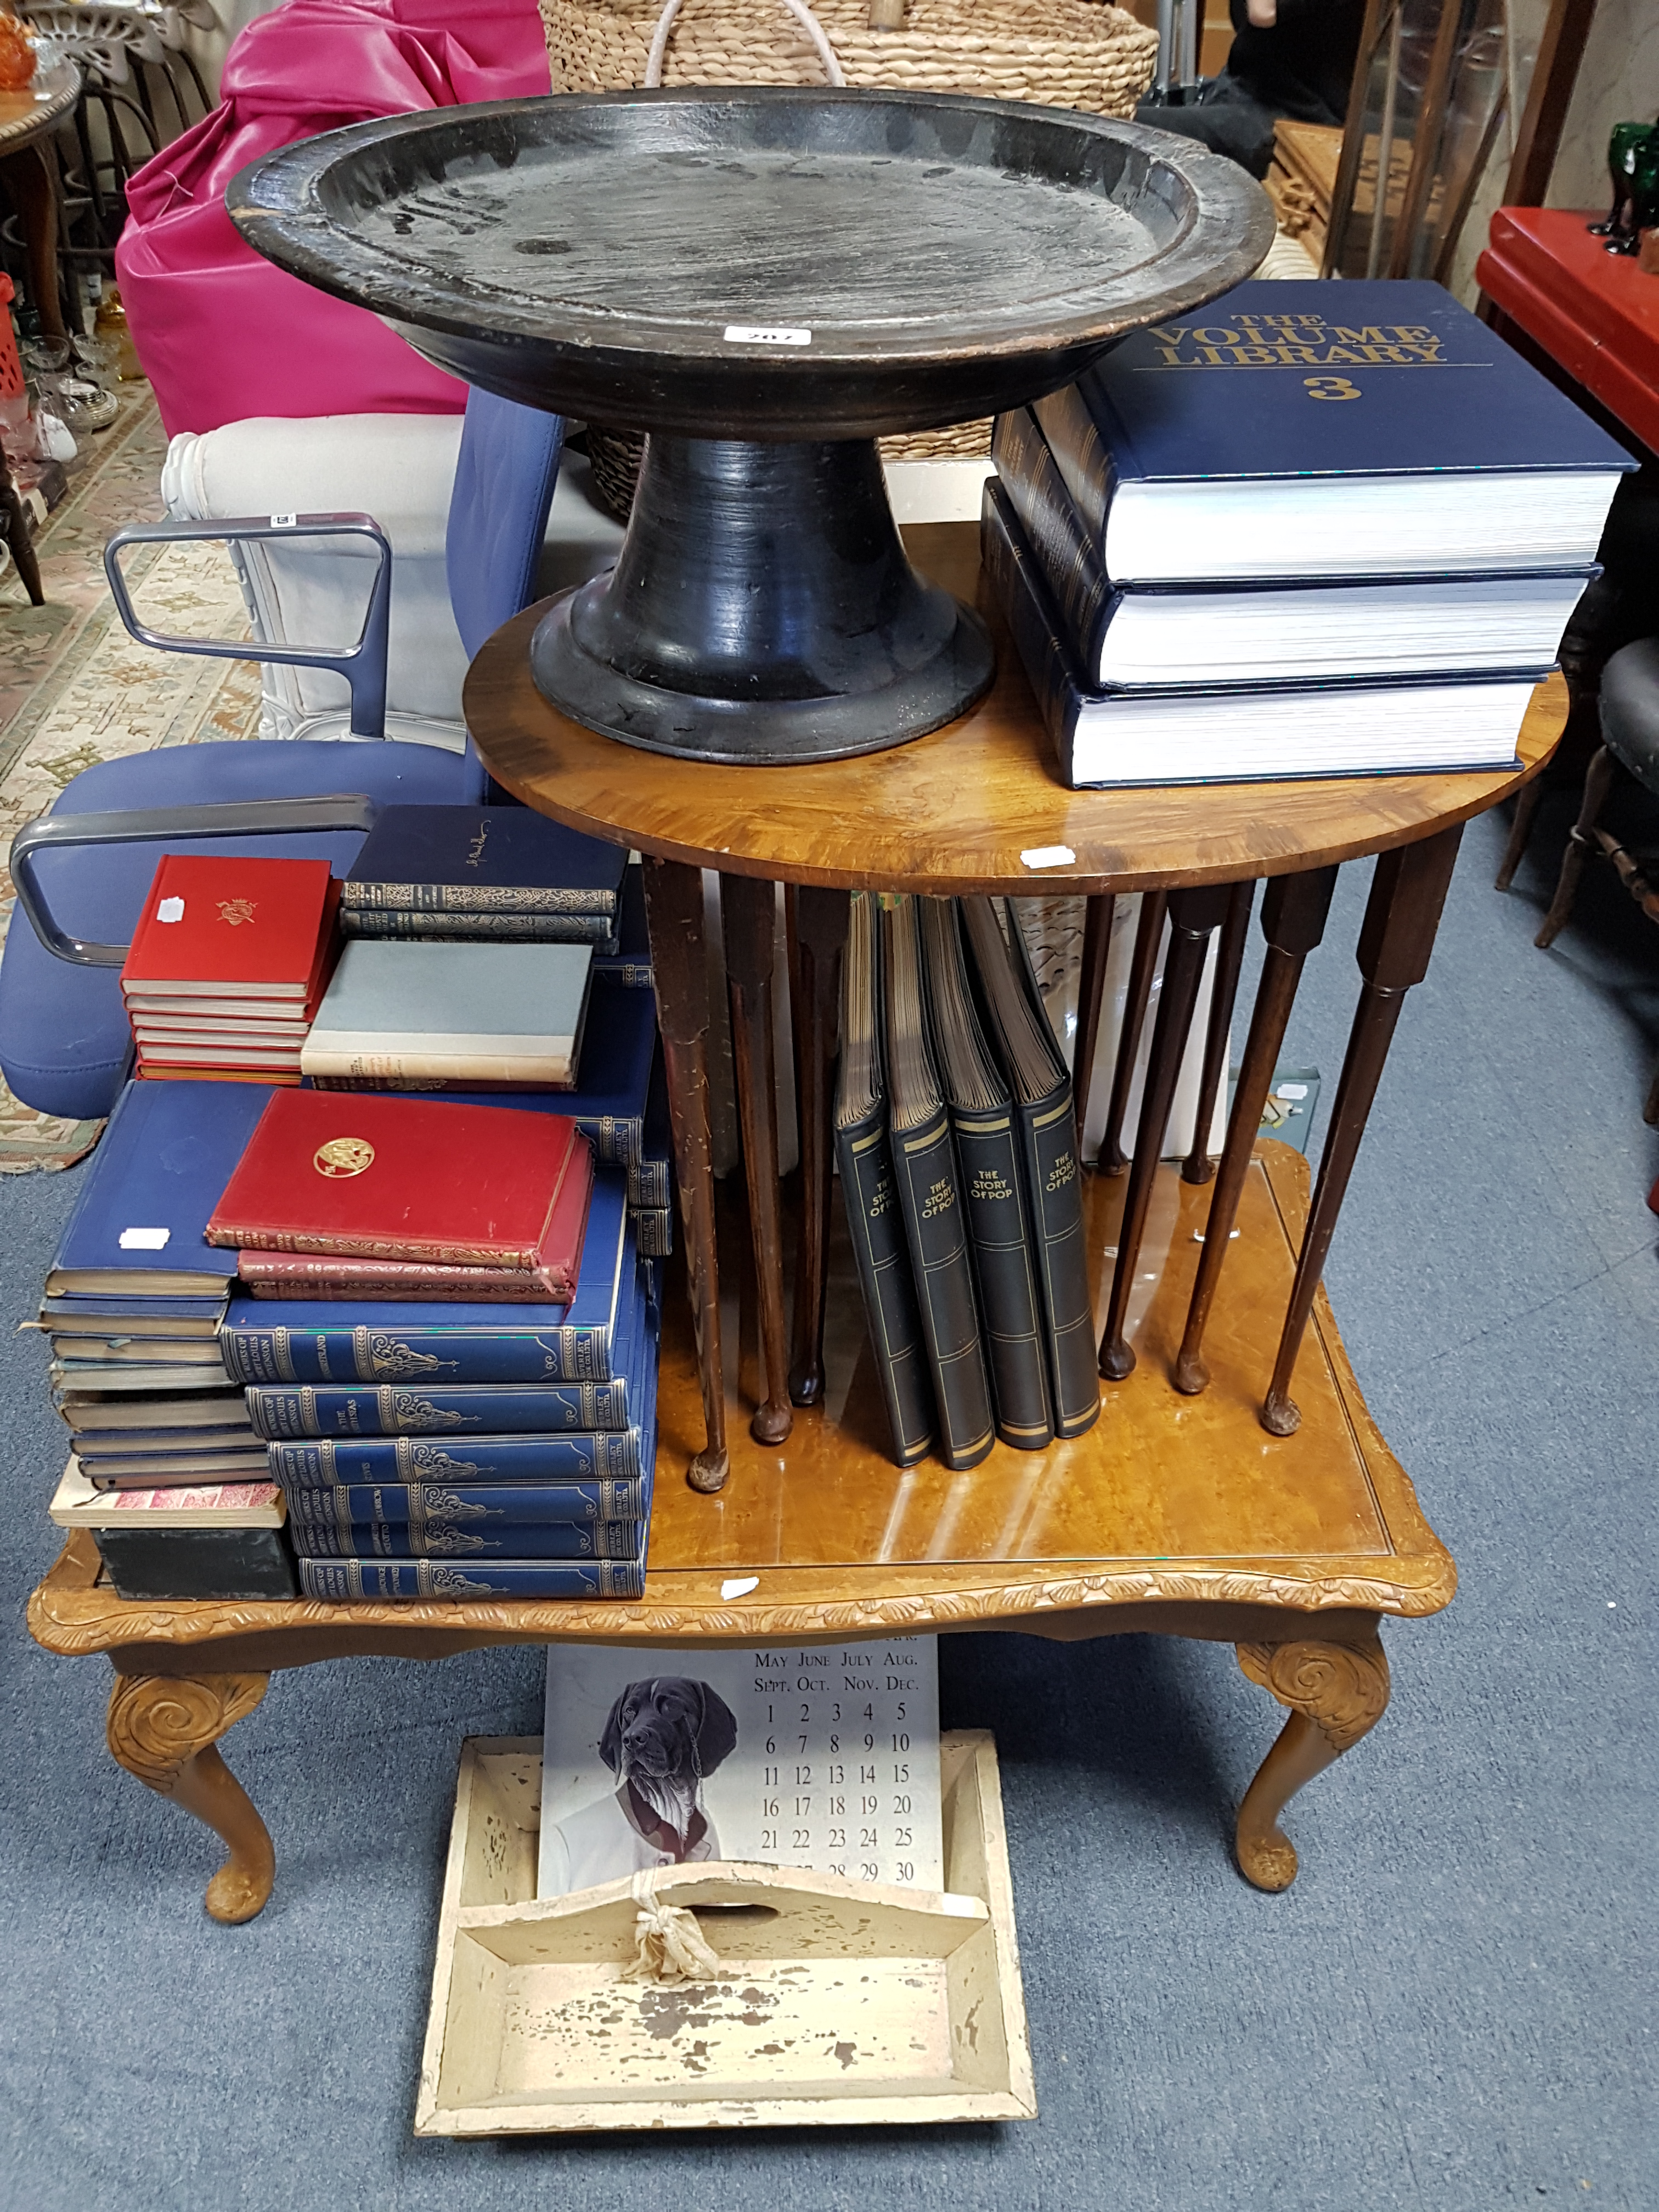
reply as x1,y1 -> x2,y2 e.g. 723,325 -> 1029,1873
540,1677 -> 740,1895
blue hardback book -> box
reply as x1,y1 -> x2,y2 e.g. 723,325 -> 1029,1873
591,864 -> 651,988
342,806 -> 627,916
289,1511 -> 644,1560
281,1473 -> 646,1530
43,1295 -> 230,1325
981,482 -> 1541,789
219,1175 -> 636,1385
297,1553 -> 646,1598
267,1425 -> 646,1485
1031,280 -> 1633,585
245,1276 -> 647,1437
248,1375 -> 633,1440
46,1081 -> 275,1298
992,405 -> 1596,687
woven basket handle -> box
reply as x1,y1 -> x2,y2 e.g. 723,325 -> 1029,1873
643,0 -> 848,87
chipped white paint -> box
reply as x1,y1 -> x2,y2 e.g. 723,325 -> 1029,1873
417,1733 -> 1035,2134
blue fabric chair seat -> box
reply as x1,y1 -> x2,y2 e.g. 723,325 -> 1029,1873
0,737 -> 472,1121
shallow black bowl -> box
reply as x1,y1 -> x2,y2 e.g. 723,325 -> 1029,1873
228,88 -> 1272,442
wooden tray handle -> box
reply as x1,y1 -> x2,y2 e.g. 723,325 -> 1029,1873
643,0 -> 849,86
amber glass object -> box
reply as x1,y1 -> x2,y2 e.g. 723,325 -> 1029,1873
0,12 -> 35,90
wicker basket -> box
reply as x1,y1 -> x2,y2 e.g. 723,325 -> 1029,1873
543,0 -> 1158,114
553,0 -> 1159,512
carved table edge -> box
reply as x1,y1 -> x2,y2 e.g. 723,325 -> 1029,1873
27,1532 -> 1457,1660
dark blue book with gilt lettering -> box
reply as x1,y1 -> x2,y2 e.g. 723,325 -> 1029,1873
246,1275 -> 647,1437
297,1553 -> 645,1599
46,1080 -> 275,1300
342,806 -> 628,917
219,1173 -> 635,1385
289,1510 -> 644,1560
1031,279 -> 1632,585
281,1473 -> 646,1530
268,1429 -> 646,1486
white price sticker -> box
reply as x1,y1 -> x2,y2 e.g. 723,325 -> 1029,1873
723,324 -> 811,346
155,897 -> 185,924
269,512 -> 297,528
118,1227 -> 171,1250
1020,845 -> 1075,870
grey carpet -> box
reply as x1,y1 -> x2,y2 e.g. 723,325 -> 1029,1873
1,798 -> 1653,2212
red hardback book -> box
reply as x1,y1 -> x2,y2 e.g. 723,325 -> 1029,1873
235,1217 -> 591,1304
206,1090 -> 594,1271
121,855 -> 341,1004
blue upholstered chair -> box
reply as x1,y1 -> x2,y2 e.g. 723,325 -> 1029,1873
0,391 -> 566,1121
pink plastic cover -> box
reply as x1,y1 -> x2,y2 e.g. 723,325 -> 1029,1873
116,0 -> 551,434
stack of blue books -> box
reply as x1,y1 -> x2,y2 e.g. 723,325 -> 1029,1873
989,279 -> 1633,789
221,1169 -> 661,1600
43,1081 -> 273,1489
38,1079 -> 297,1600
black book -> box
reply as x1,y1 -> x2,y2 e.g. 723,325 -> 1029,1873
961,898 -> 1102,1442
832,892 -> 934,1469
917,898 -> 1053,1451
881,895 -> 994,1471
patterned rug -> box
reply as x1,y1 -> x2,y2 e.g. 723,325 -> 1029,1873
0,393 -> 260,1171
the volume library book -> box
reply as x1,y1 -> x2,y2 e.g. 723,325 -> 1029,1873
986,278 -> 1632,787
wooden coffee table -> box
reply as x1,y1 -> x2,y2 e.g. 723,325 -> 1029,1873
28,523 -> 1566,1926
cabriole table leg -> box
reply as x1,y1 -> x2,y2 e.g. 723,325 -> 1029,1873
106,1672 -> 274,1923
1233,1634 -> 1390,1892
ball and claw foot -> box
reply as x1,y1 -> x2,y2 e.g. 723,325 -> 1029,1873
686,1448 -> 730,1494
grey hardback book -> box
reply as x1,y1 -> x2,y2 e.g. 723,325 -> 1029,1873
300,941 -> 594,1087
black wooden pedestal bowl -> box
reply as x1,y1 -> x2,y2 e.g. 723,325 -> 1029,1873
229,89 -> 1272,765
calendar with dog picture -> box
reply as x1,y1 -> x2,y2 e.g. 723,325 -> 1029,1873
537,1638 -> 943,1898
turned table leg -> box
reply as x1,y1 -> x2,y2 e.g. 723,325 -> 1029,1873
1098,889 -> 1165,1176
1072,891 -> 1115,1159
1181,879 -> 1254,1186
1262,825 -> 1464,1436
1098,885 -> 1231,1380
722,872 -> 793,1446
642,857 -> 729,1493
1173,865 -> 1339,1396
786,884 -> 849,1408
106,1672 -> 274,1924
1233,1634 -> 1390,1892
